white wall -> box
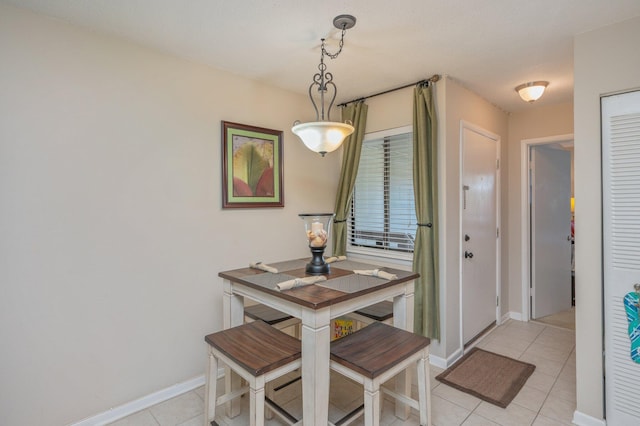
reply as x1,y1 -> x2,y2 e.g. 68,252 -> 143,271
506,102 -> 574,316
573,16 -> 640,422
0,4 -> 341,425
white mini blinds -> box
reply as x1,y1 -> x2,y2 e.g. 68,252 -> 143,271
348,129 -> 417,254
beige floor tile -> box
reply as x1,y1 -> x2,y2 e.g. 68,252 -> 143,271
388,413 -> 422,425
177,414 -> 203,426
461,413 -> 500,426
511,385 -> 548,412
472,401 -> 537,426
522,343 -> 572,365
430,365 -> 445,389
518,352 -> 564,377
533,308 -> 575,331
549,377 -> 576,403
479,332 -> 533,353
524,370 -> 556,394
193,384 -> 205,401
432,383 -> 482,411
501,321 -> 545,341
539,394 -> 576,423
558,363 -> 576,382
476,340 -> 527,360
431,394 -> 472,426
108,409 -> 159,426
149,391 -> 204,426
532,414 -> 574,425
534,326 -> 575,347
328,374 -> 362,410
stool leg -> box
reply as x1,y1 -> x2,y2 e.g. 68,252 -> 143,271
363,379 -> 380,426
250,376 -> 266,426
204,348 -> 218,426
417,350 -> 431,426
265,381 -> 274,420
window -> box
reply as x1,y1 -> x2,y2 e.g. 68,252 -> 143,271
348,126 -> 416,258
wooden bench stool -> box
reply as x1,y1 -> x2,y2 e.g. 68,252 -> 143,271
244,304 -> 301,338
347,300 -> 394,328
204,320 -> 302,426
330,322 -> 431,426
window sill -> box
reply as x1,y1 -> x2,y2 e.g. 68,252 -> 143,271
346,246 -> 413,271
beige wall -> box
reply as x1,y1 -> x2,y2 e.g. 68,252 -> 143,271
438,78 -> 509,359
0,4 -> 341,425
358,78 -> 509,362
574,16 -> 640,422
506,102 -> 574,316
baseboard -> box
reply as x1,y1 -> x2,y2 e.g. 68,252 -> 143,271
430,347 -> 463,369
572,410 -> 606,426
71,374 -> 208,426
508,311 -> 523,321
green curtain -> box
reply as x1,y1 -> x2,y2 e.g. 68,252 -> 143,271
412,83 -> 440,340
332,101 -> 368,256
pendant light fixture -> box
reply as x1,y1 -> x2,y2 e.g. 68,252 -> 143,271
515,81 -> 549,103
292,15 -> 356,156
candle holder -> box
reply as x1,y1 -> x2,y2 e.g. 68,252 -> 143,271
299,213 -> 335,275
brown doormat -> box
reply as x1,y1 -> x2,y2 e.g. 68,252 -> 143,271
436,347 -> 535,408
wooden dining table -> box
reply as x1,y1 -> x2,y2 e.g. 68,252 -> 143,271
218,257 -> 419,426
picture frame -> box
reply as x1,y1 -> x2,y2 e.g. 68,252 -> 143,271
221,121 -> 284,208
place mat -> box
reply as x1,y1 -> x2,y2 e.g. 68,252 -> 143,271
316,273 -> 389,293
331,260 -> 389,272
436,347 -> 535,408
269,258 -> 310,273
241,272 -> 299,290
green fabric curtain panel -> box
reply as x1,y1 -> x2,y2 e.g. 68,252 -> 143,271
332,102 -> 368,256
412,83 -> 440,340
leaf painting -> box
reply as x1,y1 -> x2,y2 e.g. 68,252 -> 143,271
232,138 -> 274,196
222,121 -> 283,209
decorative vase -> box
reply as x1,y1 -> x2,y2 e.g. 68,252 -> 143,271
299,213 -> 335,275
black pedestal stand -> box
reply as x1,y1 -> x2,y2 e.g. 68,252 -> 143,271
305,246 -> 330,275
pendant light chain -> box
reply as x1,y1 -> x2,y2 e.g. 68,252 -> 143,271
291,15 -> 356,156
321,26 -> 347,60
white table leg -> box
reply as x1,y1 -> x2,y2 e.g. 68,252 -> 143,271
393,281 -> 415,420
301,308 -> 331,426
222,279 -> 244,418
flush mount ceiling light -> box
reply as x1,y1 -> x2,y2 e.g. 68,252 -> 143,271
515,81 -> 549,103
292,14 -> 356,156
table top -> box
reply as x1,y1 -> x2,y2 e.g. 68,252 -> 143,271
219,258 -> 419,310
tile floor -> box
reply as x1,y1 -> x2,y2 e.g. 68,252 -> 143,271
109,319 -> 576,426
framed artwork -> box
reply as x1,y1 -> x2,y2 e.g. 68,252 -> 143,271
221,121 -> 284,208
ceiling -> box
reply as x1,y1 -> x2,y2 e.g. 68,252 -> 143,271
5,0 -> 640,113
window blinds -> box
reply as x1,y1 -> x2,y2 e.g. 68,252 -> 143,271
348,132 -> 416,253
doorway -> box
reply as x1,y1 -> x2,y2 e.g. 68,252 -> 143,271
460,122 -> 500,345
520,134 -> 574,325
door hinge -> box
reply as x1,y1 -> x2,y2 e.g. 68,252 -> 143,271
496,228 -> 499,238
496,159 -> 500,170
497,296 -> 499,306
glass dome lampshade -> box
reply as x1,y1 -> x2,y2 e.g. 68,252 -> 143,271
515,81 -> 549,103
292,121 -> 354,156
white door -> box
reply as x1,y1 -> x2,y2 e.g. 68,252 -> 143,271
603,90 -> 640,425
531,145 -> 572,319
461,124 -> 499,344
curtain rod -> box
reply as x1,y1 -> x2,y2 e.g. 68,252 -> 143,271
338,74 -> 441,107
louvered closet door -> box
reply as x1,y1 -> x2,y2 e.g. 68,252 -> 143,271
602,90 -> 640,425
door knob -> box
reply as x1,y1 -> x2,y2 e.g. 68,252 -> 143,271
464,251 -> 474,259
